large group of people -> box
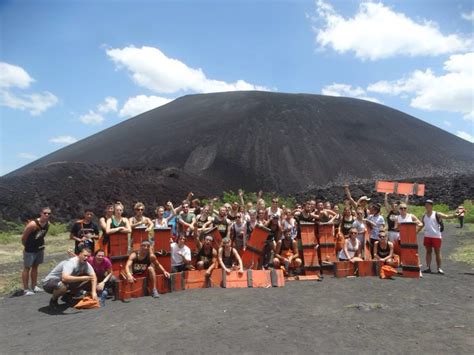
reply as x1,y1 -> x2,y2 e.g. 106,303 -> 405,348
19,187 -> 462,310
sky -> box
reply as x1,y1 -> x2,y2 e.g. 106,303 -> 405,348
0,0 -> 473,176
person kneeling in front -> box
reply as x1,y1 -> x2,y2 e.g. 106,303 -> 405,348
43,247 -> 97,311
125,241 -> 170,298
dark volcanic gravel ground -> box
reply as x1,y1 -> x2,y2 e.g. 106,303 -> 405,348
0,224 -> 473,354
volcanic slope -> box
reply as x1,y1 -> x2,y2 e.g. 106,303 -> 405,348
8,91 -> 474,191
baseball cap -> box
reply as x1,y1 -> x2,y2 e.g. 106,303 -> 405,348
425,199 -> 434,205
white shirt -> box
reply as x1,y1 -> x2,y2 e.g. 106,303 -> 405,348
367,214 -> 385,240
423,212 -> 442,239
170,242 -> 191,266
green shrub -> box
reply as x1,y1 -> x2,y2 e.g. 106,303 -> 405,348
48,223 -> 68,236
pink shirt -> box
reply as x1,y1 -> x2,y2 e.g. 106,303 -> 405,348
87,256 -> 112,280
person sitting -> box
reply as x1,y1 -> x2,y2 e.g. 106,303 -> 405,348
338,228 -> 363,262
87,249 -> 115,306
70,209 -> 100,255
195,234 -> 218,276
218,237 -> 244,274
273,229 -> 302,275
374,231 -> 399,267
124,241 -> 170,298
170,235 -> 193,272
43,247 -> 97,311
129,202 -> 154,231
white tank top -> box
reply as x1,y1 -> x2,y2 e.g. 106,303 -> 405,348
397,214 -> 413,224
154,218 -> 168,228
338,238 -> 360,259
423,212 -> 442,239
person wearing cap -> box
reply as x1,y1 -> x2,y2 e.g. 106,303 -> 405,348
419,199 -> 457,275
124,240 -> 170,298
365,203 -> 385,258
195,234 -> 217,276
344,185 -> 370,217
373,231 -> 399,267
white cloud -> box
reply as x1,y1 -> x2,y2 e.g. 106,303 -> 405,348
0,62 -> 58,115
321,83 -> 381,103
17,152 -> 38,160
461,11 -> 474,22
0,90 -> 58,116
313,0 -> 471,60
443,120 -> 452,127
79,110 -> 104,125
97,96 -> 118,113
368,52 -> 474,120
106,46 -> 269,94
49,135 -> 78,145
119,95 -> 173,118
456,131 -> 474,143
0,62 -> 34,89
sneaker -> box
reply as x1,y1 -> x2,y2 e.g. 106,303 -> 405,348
49,298 -> 59,311
422,268 -> 432,273
437,268 -> 445,275
72,290 -> 87,300
33,286 -> 43,292
23,289 -> 35,296
151,288 -> 160,298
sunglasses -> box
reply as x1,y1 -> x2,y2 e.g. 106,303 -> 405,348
400,207 -> 407,210
350,232 -> 357,235
42,212 -> 51,215
136,208 -> 144,211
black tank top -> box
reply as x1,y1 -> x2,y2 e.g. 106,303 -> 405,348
387,211 -> 399,231
214,216 -> 229,238
222,248 -> 237,268
196,216 -> 208,229
24,219 -> 48,253
377,242 -> 391,258
297,212 -> 314,223
132,252 -> 151,274
340,216 -> 354,236
197,246 -> 214,264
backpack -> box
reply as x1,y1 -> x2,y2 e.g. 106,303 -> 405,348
422,212 -> 444,232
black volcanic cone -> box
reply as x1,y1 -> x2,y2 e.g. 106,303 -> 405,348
1,91 -> 473,221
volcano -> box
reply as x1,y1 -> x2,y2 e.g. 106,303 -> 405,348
1,91 -> 473,221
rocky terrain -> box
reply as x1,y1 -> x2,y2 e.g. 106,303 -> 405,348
1,91 -> 472,222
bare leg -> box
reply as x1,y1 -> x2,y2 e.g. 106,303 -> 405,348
148,267 -> 157,289
22,267 -> 31,290
31,264 -> 39,288
425,246 -> 433,270
434,248 -> 442,269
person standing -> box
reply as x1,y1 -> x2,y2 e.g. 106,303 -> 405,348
419,199 -> 456,274
456,205 -> 466,228
70,209 -> 100,254
21,207 -> 51,295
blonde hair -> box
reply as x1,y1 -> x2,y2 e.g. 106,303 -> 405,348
134,202 -> 145,210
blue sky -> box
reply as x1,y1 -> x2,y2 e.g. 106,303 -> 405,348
1,0 -> 473,176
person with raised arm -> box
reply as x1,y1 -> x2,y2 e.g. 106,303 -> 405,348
153,202 -> 176,228
344,184 -> 370,217
419,199 -> 457,275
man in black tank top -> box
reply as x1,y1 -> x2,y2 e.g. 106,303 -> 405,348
196,234 -> 218,276
213,206 -> 231,239
21,207 -> 51,296
124,241 -> 170,298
